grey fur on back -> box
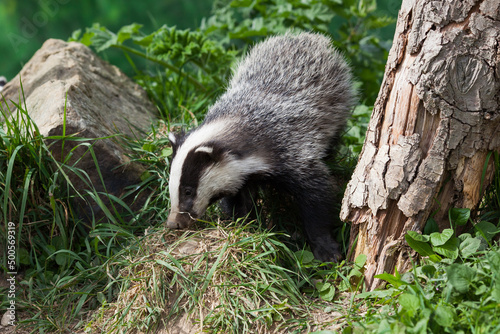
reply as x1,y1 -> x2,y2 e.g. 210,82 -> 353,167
203,32 -> 356,167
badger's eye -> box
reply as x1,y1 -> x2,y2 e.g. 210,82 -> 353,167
184,188 -> 194,197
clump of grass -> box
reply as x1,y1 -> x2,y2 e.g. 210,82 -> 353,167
86,221 -> 337,333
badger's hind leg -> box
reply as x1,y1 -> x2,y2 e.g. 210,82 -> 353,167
287,167 -> 343,262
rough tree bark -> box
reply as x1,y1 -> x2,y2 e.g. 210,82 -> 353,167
341,0 -> 500,290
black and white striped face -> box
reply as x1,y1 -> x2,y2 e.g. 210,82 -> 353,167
166,120 -> 270,229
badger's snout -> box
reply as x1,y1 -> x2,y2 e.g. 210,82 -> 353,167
166,211 -> 195,229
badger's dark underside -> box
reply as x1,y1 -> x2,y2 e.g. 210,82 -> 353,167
216,159 -> 343,263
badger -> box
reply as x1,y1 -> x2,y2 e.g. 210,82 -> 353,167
167,32 -> 356,262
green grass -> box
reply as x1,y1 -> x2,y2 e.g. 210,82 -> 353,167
0,93 -> 153,332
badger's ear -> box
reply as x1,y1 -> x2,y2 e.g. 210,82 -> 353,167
169,132 -> 183,157
195,146 -> 214,155
194,142 -> 226,162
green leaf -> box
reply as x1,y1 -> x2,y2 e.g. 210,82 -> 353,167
492,282 -> 500,302
434,305 -> 455,327
116,23 -> 142,44
375,273 -> 406,288
46,245 -> 56,256
88,24 -> 118,52
446,264 -> 476,293
421,265 -> 437,278
18,248 -> 30,265
459,236 -> 481,258
449,208 -> 470,226
356,289 -> 394,299
142,143 -> 157,152
55,253 -> 68,266
474,221 -> 500,242
428,254 -> 443,263
424,217 -> 439,235
432,237 -> 459,260
97,292 -> 107,305
458,233 -> 472,241
338,278 -> 351,292
161,147 -> 173,158
377,320 -> 391,333
354,253 -> 367,268
398,293 -> 420,315
348,268 -> 363,279
295,250 -> 315,264
407,230 -> 430,242
405,234 -> 437,260
317,282 -> 336,302
69,29 -> 82,42
140,170 -> 152,182
430,229 -> 454,246
487,251 -> 500,276
413,317 -> 429,334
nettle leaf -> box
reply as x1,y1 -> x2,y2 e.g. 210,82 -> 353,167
446,264 -> 476,293
459,236 -> 481,258
432,237 -> 459,260
430,229 -> 454,246
449,208 -> 470,226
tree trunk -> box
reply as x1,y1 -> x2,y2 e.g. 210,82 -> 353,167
341,0 -> 500,290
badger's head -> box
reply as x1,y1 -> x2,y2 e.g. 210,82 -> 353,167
166,121 -> 270,229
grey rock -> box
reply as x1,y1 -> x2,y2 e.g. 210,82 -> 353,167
1,39 -> 157,221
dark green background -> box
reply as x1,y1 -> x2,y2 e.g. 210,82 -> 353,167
0,0 -> 401,82
0,0 -> 213,80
